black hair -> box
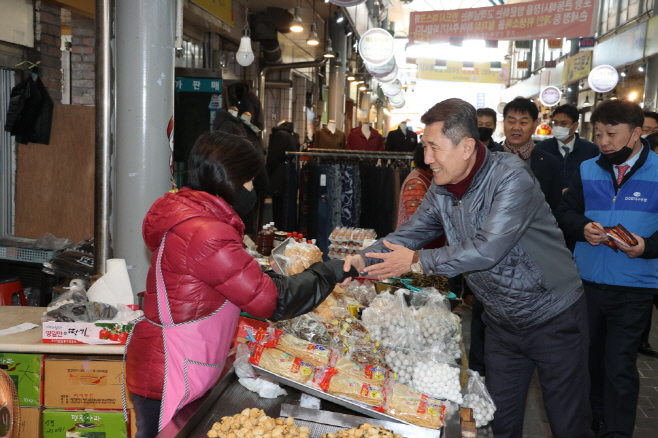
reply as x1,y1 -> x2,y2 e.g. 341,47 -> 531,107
476,108 -> 497,123
413,143 -> 429,171
552,104 -> 580,124
187,131 -> 264,204
644,111 -> 658,125
420,98 -> 479,146
647,132 -> 658,152
503,97 -> 539,121
590,100 -> 644,130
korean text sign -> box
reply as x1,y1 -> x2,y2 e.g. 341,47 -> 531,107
409,0 -> 595,44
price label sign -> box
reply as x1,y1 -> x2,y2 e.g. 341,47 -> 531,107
381,79 -> 402,96
366,58 -> 396,77
539,86 -> 561,107
359,28 -> 395,66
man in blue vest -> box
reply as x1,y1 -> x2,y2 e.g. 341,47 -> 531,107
558,99 -> 658,438
536,104 -> 599,193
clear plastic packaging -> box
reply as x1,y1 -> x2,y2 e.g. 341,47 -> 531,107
315,367 -> 385,407
333,356 -> 389,384
412,288 -> 463,359
273,240 -> 323,275
410,349 -> 463,404
382,382 -> 446,429
274,333 -> 336,367
347,279 -> 377,307
249,345 -> 315,384
463,369 -> 496,427
361,290 -> 417,350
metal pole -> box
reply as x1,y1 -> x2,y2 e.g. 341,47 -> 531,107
643,56 -> 658,111
565,38 -> 580,106
115,0 -> 176,294
328,19 -> 347,130
259,59 -> 328,144
94,0 -> 114,275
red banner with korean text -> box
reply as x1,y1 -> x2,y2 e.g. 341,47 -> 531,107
409,0 -> 595,45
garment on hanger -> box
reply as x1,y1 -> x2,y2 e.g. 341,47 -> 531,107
5,71 -> 54,145
223,82 -> 264,129
213,110 -> 247,136
312,126 -> 346,149
346,125 -> 384,151
341,165 -> 354,227
386,127 -> 418,153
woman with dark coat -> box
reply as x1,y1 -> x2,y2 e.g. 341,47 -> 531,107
126,131 -> 356,438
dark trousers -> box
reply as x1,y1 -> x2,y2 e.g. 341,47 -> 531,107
469,295 -> 486,376
131,393 -> 161,438
484,294 -> 593,438
640,295 -> 658,345
272,195 -> 284,230
585,284 -> 653,438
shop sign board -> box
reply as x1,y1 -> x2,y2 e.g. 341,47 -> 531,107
547,38 -> 563,49
515,40 -> 531,50
579,36 -> 595,48
381,79 -> 403,96
539,86 -> 561,106
588,65 -> 619,93
562,50 -> 592,84
359,28 -> 395,66
485,39 -> 499,48
545,60 -> 557,68
409,0 -> 595,44
330,0 -> 367,6
175,77 -> 222,93
592,21 -> 646,68
417,59 -> 510,84
517,60 -> 529,69
644,15 -> 658,57
366,58 -> 396,77
191,0 -> 234,26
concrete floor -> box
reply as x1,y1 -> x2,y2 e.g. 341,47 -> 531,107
460,305 -> 658,437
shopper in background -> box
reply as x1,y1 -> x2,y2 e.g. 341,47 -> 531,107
476,107 -> 502,151
501,97 -> 563,215
126,131 -> 357,438
642,111 -> 658,137
535,104 -> 599,193
342,98 -> 593,438
558,100 -> 658,437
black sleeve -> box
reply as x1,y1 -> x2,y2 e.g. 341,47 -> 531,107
557,167 -> 592,242
546,159 -> 563,218
266,260 -> 359,322
641,231 -> 658,259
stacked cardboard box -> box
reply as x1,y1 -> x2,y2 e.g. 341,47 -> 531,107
0,353 -> 45,437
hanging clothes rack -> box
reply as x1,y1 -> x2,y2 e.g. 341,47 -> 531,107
285,149 -> 414,170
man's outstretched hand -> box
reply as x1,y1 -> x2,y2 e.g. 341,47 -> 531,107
339,254 -> 366,287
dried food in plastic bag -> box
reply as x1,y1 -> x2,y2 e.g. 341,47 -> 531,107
249,345 -> 315,383
463,369 -> 496,427
45,279 -> 89,312
410,349 -> 463,404
382,383 -> 446,429
42,301 -> 118,323
361,289 -> 417,350
274,333 -> 336,367
347,332 -> 388,369
272,313 -> 334,348
274,240 -> 323,276
313,291 -> 352,321
412,288 -> 463,359
347,279 -> 377,307
315,368 -> 384,407
333,357 -> 388,384
385,348 -> 416,386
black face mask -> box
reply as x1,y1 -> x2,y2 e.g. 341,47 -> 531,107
478,127 -> 494,142
232,186 -> 257,218
602,134 -> 635,165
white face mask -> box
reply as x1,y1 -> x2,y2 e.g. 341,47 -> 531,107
641,134 -> 649,139
553,124 -> 574,141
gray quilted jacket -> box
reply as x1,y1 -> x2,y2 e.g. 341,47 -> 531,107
359,147 -> 583,330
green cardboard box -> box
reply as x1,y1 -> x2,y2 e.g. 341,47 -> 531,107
43,409 -> 127,438
0,352 -> 44,406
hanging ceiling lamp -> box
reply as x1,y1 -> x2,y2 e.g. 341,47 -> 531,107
236,0 -> 255,66
307,0 -> 319,45
324,39 -> 335,58
290,0 -> 304,33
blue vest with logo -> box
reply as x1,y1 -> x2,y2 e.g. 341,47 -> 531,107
574,147 -> 658,289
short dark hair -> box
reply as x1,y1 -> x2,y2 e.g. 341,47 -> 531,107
476,108 -> 497,123
503,97 -> 539,121
421,98 -> 479,146
552,104 -> 580,124
413,143 -> 429,171
590,100 -> 644,130
644,111 -> 658,125
187,131 -> 264,204
647,132 -> 658,152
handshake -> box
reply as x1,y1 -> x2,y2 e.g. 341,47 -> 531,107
592,223 -> 639,252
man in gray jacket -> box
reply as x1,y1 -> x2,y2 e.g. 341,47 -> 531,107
342,98 -> 593,438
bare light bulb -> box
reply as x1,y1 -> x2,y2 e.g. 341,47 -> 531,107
236,31 -> 255,67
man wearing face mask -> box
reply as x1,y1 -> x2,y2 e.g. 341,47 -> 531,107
558,100 -> 658,438
476,108 -> 502,150
535,104 -> 599,193
642,111 -> 658,138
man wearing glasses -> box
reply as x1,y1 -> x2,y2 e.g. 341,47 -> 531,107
536,104 -> 599,194
642,111 -> 658,137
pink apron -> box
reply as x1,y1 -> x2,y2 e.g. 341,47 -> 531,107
144,233 -> 240,431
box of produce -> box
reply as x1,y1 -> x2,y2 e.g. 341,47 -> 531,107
42,321 -> 135,345
20,407 -> 43,437
44,355 -> 133,409
0,353 -> 44,406
42,409 -> 127,438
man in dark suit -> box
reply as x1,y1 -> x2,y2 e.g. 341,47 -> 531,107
494,97 -> 562,215
535,104 -> 599,193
